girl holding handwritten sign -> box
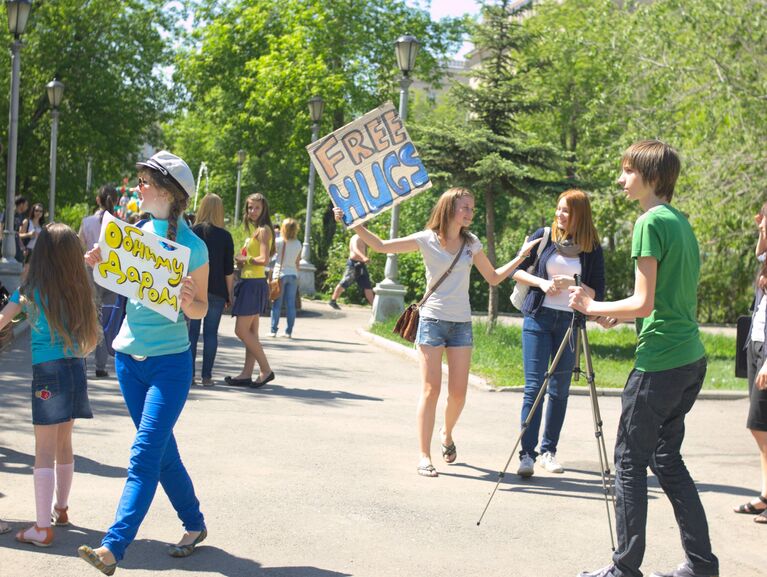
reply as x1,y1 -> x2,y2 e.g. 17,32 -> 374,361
79,151 -> 210,575
335,188 -> 540,477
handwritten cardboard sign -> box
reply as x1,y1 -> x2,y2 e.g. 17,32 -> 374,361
307,101 -> 432,227
93,213 -> 190,321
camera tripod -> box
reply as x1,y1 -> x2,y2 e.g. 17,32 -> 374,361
477,276 -> 616,551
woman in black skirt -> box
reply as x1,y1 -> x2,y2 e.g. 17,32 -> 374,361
226,193 -> 275,388
735,201 -> 767,525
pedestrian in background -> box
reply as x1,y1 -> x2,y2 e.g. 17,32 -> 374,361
79,185 -> 119,378
189,193 -> 234,386
226,192 -> 275,388
0,223 -> 99,547
733,200 -> 767,524
270,217 -> 302,338
19,202 -> 45,267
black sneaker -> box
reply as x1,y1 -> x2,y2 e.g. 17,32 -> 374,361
328,300 -> 341,310
650,563 -> 718,577
578,565 -> 620,577
95,369 -> 109,378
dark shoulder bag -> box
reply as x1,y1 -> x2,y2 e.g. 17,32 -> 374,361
393,238 -> 467,343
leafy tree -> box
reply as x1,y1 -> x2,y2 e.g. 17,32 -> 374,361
0,0 -> 178,213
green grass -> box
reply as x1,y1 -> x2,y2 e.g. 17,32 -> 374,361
369,318 -> 745,391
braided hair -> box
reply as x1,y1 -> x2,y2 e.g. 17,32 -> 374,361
137,168 -> 188,241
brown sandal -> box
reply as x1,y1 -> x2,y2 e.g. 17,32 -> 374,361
52,505 -> 69,526
733,494 -> 767,514
756,510 -> 767,525
15,525 -> 53,547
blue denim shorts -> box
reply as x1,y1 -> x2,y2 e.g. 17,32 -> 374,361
415,316 -> 473,348
31,357 -> 93,425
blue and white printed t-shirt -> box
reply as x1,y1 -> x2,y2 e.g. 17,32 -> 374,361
412,229 -> 482,323
112,216 -> 208,358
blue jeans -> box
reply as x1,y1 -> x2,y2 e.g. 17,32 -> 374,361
270,275 -> 298,335
188,293 -> 226,379
102,351 -> 205,561
520,307 -> 575,458
611,357 -> 718,577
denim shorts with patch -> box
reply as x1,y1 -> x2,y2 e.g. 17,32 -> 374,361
31,357 -> 93,425
415,316 -> 473,348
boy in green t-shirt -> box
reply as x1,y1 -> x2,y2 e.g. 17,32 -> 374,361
569,141 -> 718,577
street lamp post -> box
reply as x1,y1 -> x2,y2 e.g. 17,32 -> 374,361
234,149 -> 245,226
370,34 -> 419,323
46,77 -> 64,223
299,95 -> 324,296
1,0 -> 31,272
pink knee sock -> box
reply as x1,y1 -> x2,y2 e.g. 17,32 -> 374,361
54,462 -> 74,510
33,467 -> 55,528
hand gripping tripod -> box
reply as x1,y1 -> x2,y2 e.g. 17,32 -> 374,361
477,275 -> 616,550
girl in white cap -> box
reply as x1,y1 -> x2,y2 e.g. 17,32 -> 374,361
79,151 -> 210,575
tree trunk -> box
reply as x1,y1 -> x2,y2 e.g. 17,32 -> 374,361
485,188 -> 498,331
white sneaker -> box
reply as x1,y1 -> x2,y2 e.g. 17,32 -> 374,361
517,454 -> 535,477
269,332 -> 277,337
541,451 -> 564,473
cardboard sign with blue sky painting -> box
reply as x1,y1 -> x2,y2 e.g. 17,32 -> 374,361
306,101 -> 431,227
93,212 -> 190,321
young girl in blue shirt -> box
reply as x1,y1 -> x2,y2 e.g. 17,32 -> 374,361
78,151 -> 210,575
0,223 -> 100,547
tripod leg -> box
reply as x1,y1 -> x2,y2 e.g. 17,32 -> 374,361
477,324 -> 575,526
579,325 -> 617,551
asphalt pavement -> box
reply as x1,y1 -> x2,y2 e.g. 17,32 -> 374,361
0,300 -> 760,577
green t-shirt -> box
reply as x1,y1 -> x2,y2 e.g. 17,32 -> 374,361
631,204 -> 705,372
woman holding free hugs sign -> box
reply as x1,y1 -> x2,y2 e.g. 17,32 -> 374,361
335,187 -> 540,477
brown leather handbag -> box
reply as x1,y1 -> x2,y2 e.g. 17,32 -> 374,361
269,241 -> 287,301
393,238 -> 466,343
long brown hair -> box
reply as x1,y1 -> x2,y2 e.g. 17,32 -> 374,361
551,189 -> 599,252
21,223 -> 99,355
138,168 -> 188,241
425,187 -> 474,243
243,193 -> 275,256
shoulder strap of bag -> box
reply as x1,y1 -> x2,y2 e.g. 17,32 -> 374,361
278,239 -> 286,265
531,226 -> 550,269
418,237 -> 468,307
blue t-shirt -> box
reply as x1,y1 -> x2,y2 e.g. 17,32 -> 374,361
10,289 -> 80,365
112,217 -> 209,357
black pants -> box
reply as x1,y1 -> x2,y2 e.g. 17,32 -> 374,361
611,357 -> 718,577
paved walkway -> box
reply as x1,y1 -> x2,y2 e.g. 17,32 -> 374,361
0,300 -> 760,576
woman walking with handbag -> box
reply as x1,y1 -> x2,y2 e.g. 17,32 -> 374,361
510,189 -> 605,477
335,187 -> 540,477
269,218 -> 302,338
